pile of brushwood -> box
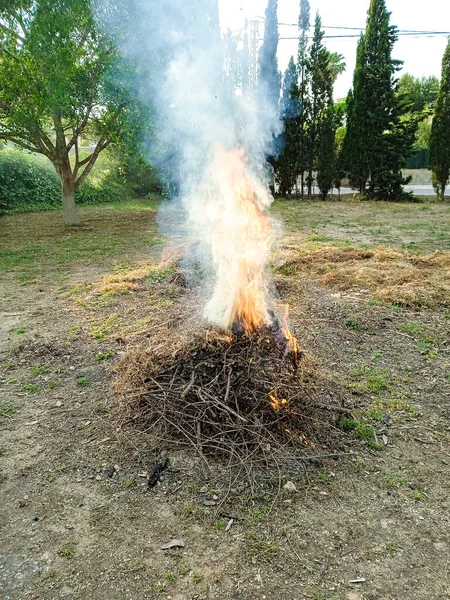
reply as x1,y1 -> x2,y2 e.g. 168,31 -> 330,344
116,325 -> 351,474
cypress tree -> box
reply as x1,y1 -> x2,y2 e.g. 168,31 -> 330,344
341,38 -> 370,194
297,0 -> 310,197
316,102 -> 336,199
259,0 -> 281,114
342,0 -> 417,199
275,57 -> 300,195
306,13 -> 332,196
429,40 -> 450,201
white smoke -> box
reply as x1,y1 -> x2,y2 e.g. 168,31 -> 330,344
95,0 -> 281,329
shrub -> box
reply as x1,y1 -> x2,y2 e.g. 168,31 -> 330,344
0,148 -> 134,214
0,149 -> 60,214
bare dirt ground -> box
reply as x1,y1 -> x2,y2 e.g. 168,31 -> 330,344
1,200 -> 449,600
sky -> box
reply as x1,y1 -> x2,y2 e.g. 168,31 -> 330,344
219,0 -> 450,98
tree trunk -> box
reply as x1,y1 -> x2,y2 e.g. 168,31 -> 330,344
62,172 -> 80,226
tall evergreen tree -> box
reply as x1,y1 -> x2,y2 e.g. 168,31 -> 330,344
258,0 -> 281,113
342,0 -> 418,199
297,0 -> 310,197
341,38 -> 370,193
275,57 -> 300,195
306,13 -> 332,196
429,40 -> 450,201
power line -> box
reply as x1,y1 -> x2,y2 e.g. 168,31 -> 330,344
278,22 -> 450,35
277,32 -> 450,41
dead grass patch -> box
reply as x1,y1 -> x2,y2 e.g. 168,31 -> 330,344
279,246 -> 450,308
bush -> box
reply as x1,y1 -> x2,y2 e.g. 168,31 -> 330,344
0,149 -> 61,214
0,148 -> 133,215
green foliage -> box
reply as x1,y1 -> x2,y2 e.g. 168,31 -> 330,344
398,74 -> 439,112
342,0 -> 419,200
306,13 -> 334,197
339,418 -> 383,450
429,42 -> 450,201
274,57 -> 300,195
0,0 -> 147,224
0,150 -> 60,214
0,148 -> 131,214
275,11 -> 342,199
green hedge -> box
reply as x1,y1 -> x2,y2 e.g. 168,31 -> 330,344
0,149 -> 130,215
0,150 -> 61,213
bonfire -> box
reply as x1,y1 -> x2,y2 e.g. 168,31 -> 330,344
117,147 -> 348,475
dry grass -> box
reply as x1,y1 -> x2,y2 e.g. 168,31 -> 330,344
278,246 -> 450,307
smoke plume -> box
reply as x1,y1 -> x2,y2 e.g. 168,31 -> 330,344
95,0 -> 281,330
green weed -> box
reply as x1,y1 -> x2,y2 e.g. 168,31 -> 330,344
30,364 -> 49,377
386,473 -> 407,489
95,351 -> 115,361
339,418 -> 383,450
315,471 -> 331,484
402,322 -> 423,335
22,384 -> 39,393
11,326 -> 25,334
0,406 -> 16,417
58,546 -> 74,559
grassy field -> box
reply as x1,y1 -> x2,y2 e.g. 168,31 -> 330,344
1,199 -> 449,600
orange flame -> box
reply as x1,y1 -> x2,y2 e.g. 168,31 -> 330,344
203,146 -> 273,332
269,393 -> 288,411
275,302 -> 299,365
203,146 -> 300,359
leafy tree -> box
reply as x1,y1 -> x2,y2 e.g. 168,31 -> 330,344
342,0 -> 418,199
429,41 -> 450,200
398,73 -> 439,112
327,52 -> 346,84
0,0 -> 143,224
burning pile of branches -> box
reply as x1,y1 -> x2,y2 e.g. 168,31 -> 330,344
116,320 -> 349,472
115,147 -> 350,474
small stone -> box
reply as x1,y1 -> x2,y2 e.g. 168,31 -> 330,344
69,366 -> 75,371
346,593 -> 362,600
114,464 -> 120,472
95,475 -> 102,481
283,481 -> 297,493
283,499 -> 292,505
212,494 -> 218,501
55,401 -> 62,408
